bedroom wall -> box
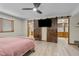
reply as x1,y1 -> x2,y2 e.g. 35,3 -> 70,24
0,13 -> 26,37
70,12 -> 79,43
23,20 -> 28,37
70,5 -> 79,43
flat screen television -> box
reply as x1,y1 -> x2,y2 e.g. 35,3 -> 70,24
38,19 -> 52,27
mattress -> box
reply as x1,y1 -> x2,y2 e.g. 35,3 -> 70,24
0,37 -> 35,56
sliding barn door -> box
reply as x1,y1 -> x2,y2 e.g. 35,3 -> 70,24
47,18 -> 57,43
34,20 -> 42,41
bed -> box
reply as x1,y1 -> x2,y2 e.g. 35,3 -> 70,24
0,37 -> 35,56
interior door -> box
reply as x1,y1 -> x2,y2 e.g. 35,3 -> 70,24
47,18 -> 57,43
34,20 -> 42,41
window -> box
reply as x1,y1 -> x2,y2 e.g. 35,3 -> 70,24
0,18 -> 14,32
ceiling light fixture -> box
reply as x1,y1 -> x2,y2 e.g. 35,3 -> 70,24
33,8 -> 37,11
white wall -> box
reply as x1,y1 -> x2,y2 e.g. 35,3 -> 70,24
42,27 -> 47,41
23,20 -> 28,37
70,13 -> 79,43
0,13 -> 26,37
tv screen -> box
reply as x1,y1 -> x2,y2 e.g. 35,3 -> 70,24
38,19 -> 52,27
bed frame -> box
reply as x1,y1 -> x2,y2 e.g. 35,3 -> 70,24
23,48 -> 35,56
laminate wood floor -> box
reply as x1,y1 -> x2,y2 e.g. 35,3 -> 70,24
30,38 -> 79,56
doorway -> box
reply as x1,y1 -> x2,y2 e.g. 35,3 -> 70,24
27,20 -> 34,38
57,17 -> 69,43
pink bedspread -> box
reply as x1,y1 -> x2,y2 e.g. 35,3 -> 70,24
0,37 -> 35,56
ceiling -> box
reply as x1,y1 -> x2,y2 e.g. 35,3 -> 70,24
0,3 -> 79,19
